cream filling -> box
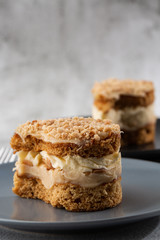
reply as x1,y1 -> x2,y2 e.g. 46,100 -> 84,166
15,150 -> 121,188
92,104 -> 156,131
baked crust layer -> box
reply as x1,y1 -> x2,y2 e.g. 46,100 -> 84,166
94,90 -> 154,112
14,117 -> 120,143
13,172 -> 122,212
10,133 -> 121,158
121,123 -> 155,146
92,79 -> 154,99
10,117 -> 121,157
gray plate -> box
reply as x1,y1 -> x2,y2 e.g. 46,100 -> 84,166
0,158 -> 160,232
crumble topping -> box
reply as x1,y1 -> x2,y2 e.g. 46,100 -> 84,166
15,117 -> 120,144
92,78 -> 154,100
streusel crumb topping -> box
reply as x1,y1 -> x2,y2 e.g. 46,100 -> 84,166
15,117 -> 120,144
92,78 -> 154,100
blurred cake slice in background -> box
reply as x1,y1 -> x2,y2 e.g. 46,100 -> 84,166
92,79 -> 156,146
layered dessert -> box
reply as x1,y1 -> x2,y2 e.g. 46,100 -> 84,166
10,117 -> 122,211
92,79 -> 156,146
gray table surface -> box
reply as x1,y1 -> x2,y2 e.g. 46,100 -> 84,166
0,216 -> 160,240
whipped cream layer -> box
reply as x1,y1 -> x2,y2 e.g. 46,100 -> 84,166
15,150 -> 121,188
92,104 -> 156,131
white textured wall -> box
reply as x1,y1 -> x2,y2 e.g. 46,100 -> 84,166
0,0 -> 160,144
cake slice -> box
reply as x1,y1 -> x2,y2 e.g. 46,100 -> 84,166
10,117 -> 122,211
92,79 -> 156,146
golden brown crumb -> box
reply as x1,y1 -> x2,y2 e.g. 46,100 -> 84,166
13,172 -> 122,212
10,132 -> 120,157
14,117 -> 120,144
92,78 -> 154,100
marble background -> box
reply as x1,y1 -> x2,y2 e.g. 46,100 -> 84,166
0,0 -> 160,144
